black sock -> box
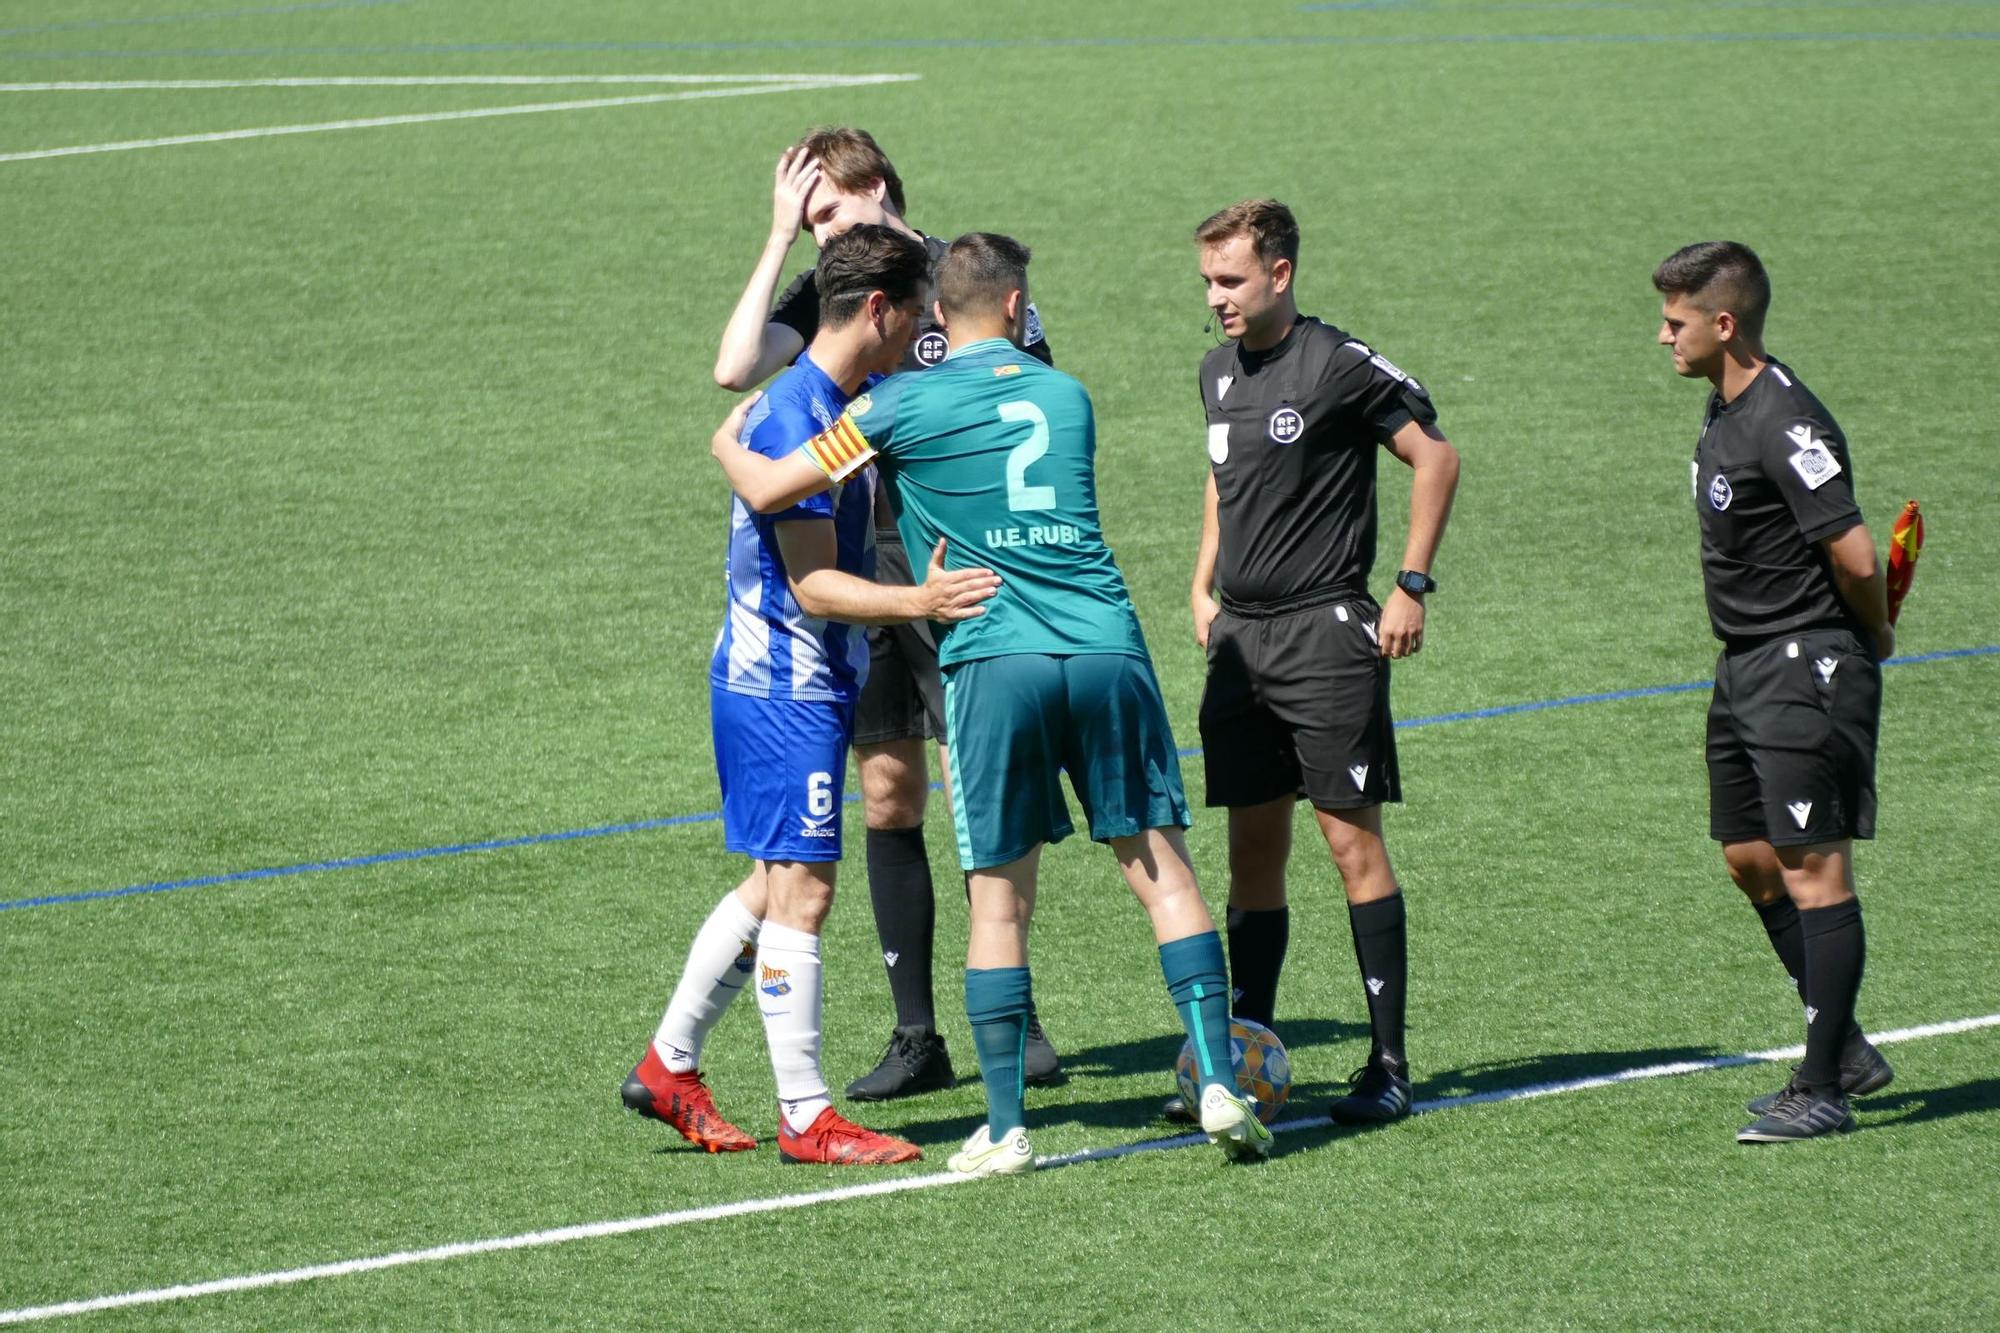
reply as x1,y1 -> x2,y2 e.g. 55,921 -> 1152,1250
1751,896 -> 1807,999
1225,906 -> 1288,1027
1753,896 -> 1864,1044
865,826 -> 937,1031
1348,893 -> 1408,1072
1797,898 -> 1866,1091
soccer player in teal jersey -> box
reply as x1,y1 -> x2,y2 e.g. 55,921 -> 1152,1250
711,233 -> 1271,1175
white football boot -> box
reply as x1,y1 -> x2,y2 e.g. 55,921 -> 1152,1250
946,1123 -> 1036,1178
1199,1084 -> 1273,1162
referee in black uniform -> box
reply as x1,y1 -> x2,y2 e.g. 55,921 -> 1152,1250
1655,241 -> 1895,1143
1179,200 -> 1460,1125
711,127 -> 1058,1100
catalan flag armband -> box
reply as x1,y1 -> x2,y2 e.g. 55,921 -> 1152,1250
800,411 -> 877,482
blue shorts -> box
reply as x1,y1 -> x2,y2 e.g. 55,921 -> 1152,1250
711,687 -> 855,863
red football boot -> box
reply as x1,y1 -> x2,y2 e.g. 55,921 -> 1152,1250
777,1105 -> 923,1165
620,1047 -> 757,1153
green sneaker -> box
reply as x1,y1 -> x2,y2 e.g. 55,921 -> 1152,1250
1198,1084 -> 1273,1162
946,1124 -> 1036,1178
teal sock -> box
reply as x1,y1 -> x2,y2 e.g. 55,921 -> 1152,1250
965,967 -> 1032,1137
1160,932 -> 1233,1094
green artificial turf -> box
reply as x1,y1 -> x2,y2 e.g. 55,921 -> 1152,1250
3,2 -> 1996,1327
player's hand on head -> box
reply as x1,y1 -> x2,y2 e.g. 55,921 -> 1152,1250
1379,589 -> 1426,659
771,147 -> 821,244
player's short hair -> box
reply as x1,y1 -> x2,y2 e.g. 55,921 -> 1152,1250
816,223 -> 930,327
936,232 -> 1031,322
1653,241 -> 1770,343
795,125 -> 907,217
1194,199 -> 1300,268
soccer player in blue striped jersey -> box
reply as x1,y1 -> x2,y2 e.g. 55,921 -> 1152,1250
622,225 -> 999,1166
711,233 -> 1269,1175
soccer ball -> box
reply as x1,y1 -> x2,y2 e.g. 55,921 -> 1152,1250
1175,1017 -> 1291,1124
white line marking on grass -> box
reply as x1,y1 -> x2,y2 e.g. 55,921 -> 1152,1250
0,74 -> 919,162
3,1011 -> 1993,1325
0,74 -> 906,91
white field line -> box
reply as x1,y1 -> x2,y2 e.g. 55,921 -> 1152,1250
0,74 -> 920,163
0,75 -> 909,91
2,1010 -> 1993,1326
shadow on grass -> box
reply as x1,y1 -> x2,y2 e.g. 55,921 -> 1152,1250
1858,1077 -> 2000,1129
885,1018 -> 1370,1148
1415,1045 -> 1730,1101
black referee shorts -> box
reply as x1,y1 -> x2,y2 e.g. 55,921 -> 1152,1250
853,538 -> 948,748
1198,598 -> 1400,810
1707,627 -> 1880,847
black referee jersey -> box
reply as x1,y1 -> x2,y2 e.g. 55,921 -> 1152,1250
1692,360 -> 1865,643
1199,316 -> 1438,611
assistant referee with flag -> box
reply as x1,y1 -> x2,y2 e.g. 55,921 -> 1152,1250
1653,240 -> 1898,1143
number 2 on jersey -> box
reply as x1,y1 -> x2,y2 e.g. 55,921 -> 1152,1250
999,400 -> 1055,513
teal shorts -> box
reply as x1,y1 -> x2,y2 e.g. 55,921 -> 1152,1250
941,652 -> 1193,871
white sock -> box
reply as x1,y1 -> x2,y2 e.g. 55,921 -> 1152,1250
756,921 -> 831,1132
652,889 -> 762,1073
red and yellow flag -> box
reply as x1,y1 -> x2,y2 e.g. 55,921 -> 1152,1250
1886,499 -> 1923,625
801,414 -> 876,481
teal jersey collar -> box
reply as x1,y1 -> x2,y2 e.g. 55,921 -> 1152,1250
942,336 -> 1016,362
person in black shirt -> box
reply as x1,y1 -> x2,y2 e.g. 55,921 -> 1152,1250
1655,241 -> 1896,1143
1177,200 -> 1460,1127
710,127 -> 1058,1102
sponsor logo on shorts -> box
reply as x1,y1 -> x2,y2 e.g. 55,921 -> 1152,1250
913,330 -> 949,366
799,813 -> 837,839
1814,656 -> 1839,682
1708,473 -> 1733,510
883,951 -> 900,968
1349,764 -> 1370,791
1786,800 -> 1813,829
1805,1005 -> 1819,1025
1367,976 -> 1385,996
1268,406 -> 1305,445
760,963 -> 792,998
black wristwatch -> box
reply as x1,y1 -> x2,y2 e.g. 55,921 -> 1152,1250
1395,569 -> 1437,597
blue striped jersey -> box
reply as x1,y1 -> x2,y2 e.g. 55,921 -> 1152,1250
710,353 -> 877,703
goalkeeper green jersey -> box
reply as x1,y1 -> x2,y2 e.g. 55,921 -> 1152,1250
799,337 -> 1148,668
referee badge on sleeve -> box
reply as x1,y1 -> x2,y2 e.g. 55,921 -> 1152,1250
1784,423 -> 1842,491
1208,422 -> 1230,463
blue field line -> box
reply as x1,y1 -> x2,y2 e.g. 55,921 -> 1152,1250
4,29 -> 1996,60
0,0 -> 406,41
6,644 -> 1992,915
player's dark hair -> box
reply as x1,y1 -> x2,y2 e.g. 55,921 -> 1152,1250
936,232 -> 1032,322
795,125 -> 907,216
1653,241 -> 1771,343
816,223 -> 930,327
1194,199 -> 1300,268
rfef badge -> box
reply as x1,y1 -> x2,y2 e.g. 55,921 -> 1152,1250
1268,407 -> 1305,445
